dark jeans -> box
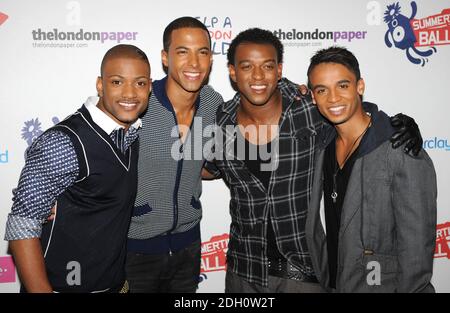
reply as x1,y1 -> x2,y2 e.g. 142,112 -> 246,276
125,240 -> 201,293
225,270 -> 325,293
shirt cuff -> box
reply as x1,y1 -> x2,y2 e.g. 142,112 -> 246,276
4,214 -> 43,240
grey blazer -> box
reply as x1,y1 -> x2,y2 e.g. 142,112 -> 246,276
306,140 -> 437,293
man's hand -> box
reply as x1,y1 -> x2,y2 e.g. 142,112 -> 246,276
47,206 -> 56,222
390,113 -> 423,156
290,84 -> 310,100
202,168 -> 218,180
298,84 -> 309,96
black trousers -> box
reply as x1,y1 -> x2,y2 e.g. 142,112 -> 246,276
225,270 -> 325,293
125,240 -> 201,293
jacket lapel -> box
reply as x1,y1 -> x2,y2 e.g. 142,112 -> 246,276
339,158 -> 363,236
306,149 -> 330,289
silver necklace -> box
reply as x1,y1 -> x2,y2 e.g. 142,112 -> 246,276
331,118 -> 371,203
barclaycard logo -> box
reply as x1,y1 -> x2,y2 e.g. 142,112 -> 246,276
423,137 -> 450,151
0,148 -> 8,164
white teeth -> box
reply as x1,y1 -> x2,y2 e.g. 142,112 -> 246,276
251,85 -> 266,90
119,102 -> 137,108
185,72 -> 200,78
329,106 -> 345,113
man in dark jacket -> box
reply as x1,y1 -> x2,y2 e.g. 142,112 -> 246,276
305,46 -> 437,292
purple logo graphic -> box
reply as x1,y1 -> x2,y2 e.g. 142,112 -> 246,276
21,118 -> 44,147
21,117 -> 60,147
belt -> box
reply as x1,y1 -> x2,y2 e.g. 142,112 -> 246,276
268,258 -> 318,283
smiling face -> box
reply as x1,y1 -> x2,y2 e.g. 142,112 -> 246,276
229,43 -> 282,107
96,56 -> 151,129
162,27 -> 212,95
309,62 -> 365,125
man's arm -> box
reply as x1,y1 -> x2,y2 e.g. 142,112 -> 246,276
392,148 -> 437,292
278,77 -> 309,100
4,130 -> 79,292
202,160 -> 221,180
9,239 -> 52,293
279,77 -> 423,155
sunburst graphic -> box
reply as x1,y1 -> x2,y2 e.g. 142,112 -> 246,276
21,118 -> 44,146
384,2 -> 401,23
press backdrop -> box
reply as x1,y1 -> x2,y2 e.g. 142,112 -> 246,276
0,0 -> 449,293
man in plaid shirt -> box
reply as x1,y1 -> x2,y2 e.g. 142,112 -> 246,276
203,28 -> 422,292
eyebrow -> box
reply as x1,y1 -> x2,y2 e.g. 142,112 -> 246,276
238,59 -> 276,65
312,79 -> 351,90
175,46 -> 210,51
312,84 -> 326,91
107,75 -> 149,79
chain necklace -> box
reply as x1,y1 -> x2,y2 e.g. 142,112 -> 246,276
331,117 -> 372,203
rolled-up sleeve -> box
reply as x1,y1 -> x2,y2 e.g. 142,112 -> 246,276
4,130 -> 79,240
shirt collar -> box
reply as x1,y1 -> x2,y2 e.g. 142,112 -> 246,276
84,96 -> 142,135
153,77 -> 201,113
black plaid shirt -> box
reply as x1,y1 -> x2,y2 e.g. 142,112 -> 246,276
205,80 -> 327,286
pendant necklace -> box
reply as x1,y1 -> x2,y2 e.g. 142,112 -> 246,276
331,118 -> 372,203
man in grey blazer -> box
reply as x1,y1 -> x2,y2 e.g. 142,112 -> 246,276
305,46 -> 437,292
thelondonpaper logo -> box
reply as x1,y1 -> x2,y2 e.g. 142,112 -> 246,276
200,233 -> 229,280
384,1 -> 450,66
0,256 -> 16,283
435,222 -> 450,259
0,12 -> 8,26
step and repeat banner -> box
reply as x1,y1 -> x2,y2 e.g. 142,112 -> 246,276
0,0 -> 449,293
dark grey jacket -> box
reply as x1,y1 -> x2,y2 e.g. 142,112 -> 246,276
306,103 -> 437,292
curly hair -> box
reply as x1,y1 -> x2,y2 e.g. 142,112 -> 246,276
227,28 -> 284,66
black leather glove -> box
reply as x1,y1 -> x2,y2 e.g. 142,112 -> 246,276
390,113 -> 423,156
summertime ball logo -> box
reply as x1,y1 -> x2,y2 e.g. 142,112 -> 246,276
383,1 -> 450,66
199,234 -> 229,283
435,222 -> 450,259
0,12 -> 8,26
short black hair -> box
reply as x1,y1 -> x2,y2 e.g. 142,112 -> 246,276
100,44 -> 150,76
307,46 -> 361,88
227,28 -> 284,66
163,16 -> 211,52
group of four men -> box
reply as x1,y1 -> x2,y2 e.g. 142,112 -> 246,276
4,16 -> 436,293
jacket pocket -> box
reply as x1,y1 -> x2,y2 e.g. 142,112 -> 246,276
361,253 -> 398,273
191,196 -> 201,210
132,203 -> 153,217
